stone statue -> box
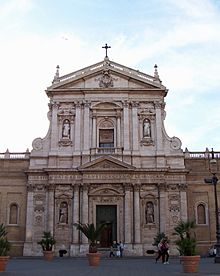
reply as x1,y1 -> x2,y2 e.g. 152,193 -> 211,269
145,202 -> 154,224
62,119 -> 70,139
143,119 -> 151,138
59,202 -> 68,224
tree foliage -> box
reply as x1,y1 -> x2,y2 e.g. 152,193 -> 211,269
73,222 -> 106,253
0,223 -> 10,256
38,231 -> 56,251
173,220 -> 197,256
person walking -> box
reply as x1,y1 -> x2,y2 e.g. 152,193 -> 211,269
155,238 -> 163,263
109,244 -> 115,258
161,239 -> 169,264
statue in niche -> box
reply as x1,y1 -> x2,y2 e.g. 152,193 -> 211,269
143,119 -> 151,138
145,202 -> 154,224
59,202 -> 68,224
62,119 -> 70,139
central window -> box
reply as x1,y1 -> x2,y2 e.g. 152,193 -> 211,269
99,129 -> 114,148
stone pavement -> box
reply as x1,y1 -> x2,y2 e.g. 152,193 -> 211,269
2,256 -> 220,276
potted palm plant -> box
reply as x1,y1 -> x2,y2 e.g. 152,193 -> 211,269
0,223 -> 10,272
38,231 -> 56,261
73,222 -> 106,266
173,220 -> 200,273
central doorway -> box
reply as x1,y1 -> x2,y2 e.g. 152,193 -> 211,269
96,205 -> 117,247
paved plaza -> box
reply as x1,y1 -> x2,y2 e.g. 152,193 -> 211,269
1,257 -> 220,276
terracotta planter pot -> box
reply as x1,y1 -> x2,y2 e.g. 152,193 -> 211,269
180,255 -> 200,273
86,252 -> 101,266
0,256 -> 10,272
43,251 -> 54,261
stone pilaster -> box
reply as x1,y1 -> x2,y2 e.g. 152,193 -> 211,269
72,184 -> 80,243
124,184 -> 132,243
92,114 -> 97,148
158,183 -> 167,233
155,101 -> 164,153
50,102 -> 59,151
47,185 -> 55,235
180,183 -> 188,221
116,111 -> 121,148
74,101 -> 81,152
83,101 -> 90,152
123,101 -> 130,152
133,184 -> 141,243
23,184 -> 34,256
81,184 -> 89,244
131,102 -> 139,151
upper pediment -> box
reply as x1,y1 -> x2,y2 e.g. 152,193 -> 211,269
47,58 -> 166,92
78,156 -> 135,171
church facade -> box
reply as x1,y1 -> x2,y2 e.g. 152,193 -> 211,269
0,55 -> 219,257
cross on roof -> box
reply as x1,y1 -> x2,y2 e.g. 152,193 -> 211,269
102,43 -> 111,58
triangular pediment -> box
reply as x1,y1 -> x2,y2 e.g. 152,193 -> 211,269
78,156 -> 135,171
47,59 -> 166,92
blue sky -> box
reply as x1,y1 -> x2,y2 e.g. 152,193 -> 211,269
0,0 -> 220,152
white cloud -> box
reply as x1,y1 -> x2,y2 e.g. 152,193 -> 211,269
0,0 -> 33,19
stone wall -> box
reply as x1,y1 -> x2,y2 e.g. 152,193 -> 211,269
0,157 -> 28,256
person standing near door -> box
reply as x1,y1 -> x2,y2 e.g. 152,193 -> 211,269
119,241 -> 124,257
109,243 -> 115,258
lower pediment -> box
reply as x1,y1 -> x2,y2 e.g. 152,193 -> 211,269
78,156 -> 135,171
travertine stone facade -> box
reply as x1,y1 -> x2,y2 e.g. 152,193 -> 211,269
0,58 -> 219,256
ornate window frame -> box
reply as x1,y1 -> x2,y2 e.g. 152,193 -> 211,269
98,118 -> 116,148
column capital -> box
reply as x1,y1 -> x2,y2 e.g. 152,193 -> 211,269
47,184 -> 55,192
27,183 -> 34,192
131,101 -> 139,108
123,183 -> 132,192
83,101 -> 91,108
81,183 -> 89,191
158,182 -> 167,191
133,183 -> 141,192
123,100 -> 129,108
116,110 -> 121,118
75,101 -> 82,108
154,101 -> 165,109
73,183 -> 80,192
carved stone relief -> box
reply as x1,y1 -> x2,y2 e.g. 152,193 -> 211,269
96,69 -> 115,88
169,193 -> 181,223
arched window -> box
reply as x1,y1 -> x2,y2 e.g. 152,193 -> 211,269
9,203 -> 18,225
197,203 -> 206,224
